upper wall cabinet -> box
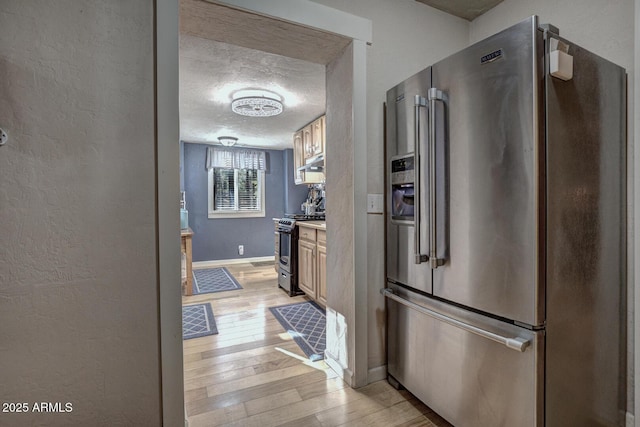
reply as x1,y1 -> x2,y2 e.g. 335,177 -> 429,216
293,130 -> 305,185
307,116 -> 325,161
294,115 -> 325,185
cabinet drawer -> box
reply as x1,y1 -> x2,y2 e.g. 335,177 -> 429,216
298,227 -> 316,242
317,230 -> 326,246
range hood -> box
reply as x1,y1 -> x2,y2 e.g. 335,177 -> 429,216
297,154 -> 324,173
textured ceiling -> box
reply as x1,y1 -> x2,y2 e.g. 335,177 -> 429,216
416,0 -> 504,21
179,0 -> 349,150
179,35 -> 326,149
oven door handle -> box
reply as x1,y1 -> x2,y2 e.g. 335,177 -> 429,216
381,288 -> 531,352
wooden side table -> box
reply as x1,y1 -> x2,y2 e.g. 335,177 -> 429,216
181,227 -> 194,296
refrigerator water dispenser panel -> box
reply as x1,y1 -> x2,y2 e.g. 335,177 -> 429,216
390,154 -> 415,223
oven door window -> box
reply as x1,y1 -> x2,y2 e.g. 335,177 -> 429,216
279,232 -> 291,267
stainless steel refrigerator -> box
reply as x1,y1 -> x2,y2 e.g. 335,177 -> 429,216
384,16 -> 626,427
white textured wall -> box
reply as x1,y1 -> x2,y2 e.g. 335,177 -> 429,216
0,1 -> 161,425
311,0 -> 469,374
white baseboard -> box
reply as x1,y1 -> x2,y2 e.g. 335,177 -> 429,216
626,411 -> 634,427
368,365 -> 387,383
193,256 -> 275,269
325,350 -> 353,387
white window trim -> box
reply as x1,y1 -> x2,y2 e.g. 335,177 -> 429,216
207,168 -> 266,219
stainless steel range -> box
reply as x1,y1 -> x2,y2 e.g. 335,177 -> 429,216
276,218 -> 303,296
277,213 -> 326,296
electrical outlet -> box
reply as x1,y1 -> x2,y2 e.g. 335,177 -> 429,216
238,245 -> 244,255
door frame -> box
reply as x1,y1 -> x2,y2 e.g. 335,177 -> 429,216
155,0 -> 372,424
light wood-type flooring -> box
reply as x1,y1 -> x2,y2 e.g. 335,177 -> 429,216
182,262 -> 452,427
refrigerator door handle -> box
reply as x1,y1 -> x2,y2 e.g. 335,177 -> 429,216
427,88 -> 446,269
381,288 -> 531,352
414,95 -> 428,264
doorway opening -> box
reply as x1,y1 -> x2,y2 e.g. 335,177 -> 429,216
164,0 -> 371,424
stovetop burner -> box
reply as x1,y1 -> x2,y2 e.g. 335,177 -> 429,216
284,213 -> 326,221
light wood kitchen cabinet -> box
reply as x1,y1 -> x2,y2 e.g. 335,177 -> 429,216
317,230 -> 327,306
297,223 -> 326,306
302,124 -> 314,161
298,238 -> 316,298
293,130 -> 304,185
293,115 -> 326,185
309,116 -> 325,159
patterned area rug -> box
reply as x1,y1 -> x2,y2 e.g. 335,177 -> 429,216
193,267 -> 243,295
183,303 -> 218,340
269,301 -> 326,361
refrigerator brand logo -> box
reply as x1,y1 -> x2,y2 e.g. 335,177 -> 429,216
481,48 -> 503,64
396,94 -> 405,103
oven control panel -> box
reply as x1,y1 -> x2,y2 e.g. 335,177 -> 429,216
277,218 -> 296,232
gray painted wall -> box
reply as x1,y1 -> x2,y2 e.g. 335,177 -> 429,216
184,143 -> 290,261
180,140 -> 185,191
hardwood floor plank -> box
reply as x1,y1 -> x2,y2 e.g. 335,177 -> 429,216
313,394 -> 387,427
205,362 -> 333,398
187,402 -> 247,427
184,366 -> 256,391
184,387 -> 207,403
184,346 -> 297,380
183,341 -> 300,372
220,388 -> 366,427
335,400 -> 428,427
295,376 -> 347,401
275,414 -> 323,427
186,367 -> 332,417
395,415 -> 450,427
243,388 -> 302,417
199,334 -> 294,359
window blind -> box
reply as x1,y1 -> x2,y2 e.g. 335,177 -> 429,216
212,168 -> 261,211
213,169 -> 235,210
237,169 -> 260,210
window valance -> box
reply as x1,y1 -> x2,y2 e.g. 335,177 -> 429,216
205,147 -> 266,171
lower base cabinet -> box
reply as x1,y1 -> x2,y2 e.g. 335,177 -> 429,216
317,231 -> 327,306
298,239 -> 316,297
297,224 -> 326,307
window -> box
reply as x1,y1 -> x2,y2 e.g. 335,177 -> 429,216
208,167 -> 265,218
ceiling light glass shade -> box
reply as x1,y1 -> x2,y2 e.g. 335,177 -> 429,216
218,136 -> 238,146
231,89 -> 284,117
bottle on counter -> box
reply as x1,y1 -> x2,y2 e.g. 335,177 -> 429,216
180,191 -> 189,230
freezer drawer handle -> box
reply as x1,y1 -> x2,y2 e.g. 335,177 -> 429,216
427,88 -> 446,269
413,95 -> 429,264
381,288 -> 531,352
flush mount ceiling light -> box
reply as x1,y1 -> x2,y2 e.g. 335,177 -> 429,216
231,89 -> 284,117
218,136 -> 238,147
